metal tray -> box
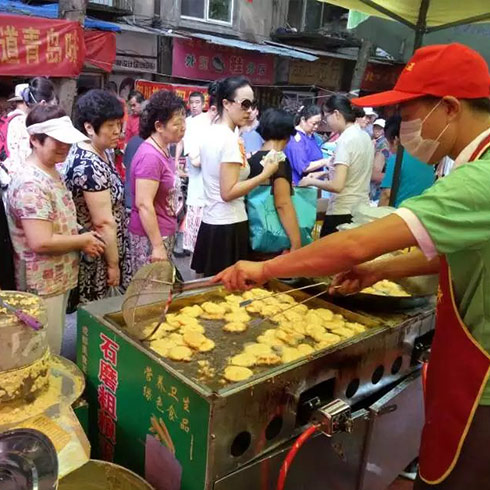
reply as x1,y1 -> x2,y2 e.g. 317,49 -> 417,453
298,276 -> 437,312
104,280 -> 382,393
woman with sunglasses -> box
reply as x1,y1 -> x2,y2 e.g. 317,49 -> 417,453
191,76 -> 279,277
299,95 -> 374,236
284,105 -> 330,185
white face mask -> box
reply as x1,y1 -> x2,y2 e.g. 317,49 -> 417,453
400,100 -> 449,163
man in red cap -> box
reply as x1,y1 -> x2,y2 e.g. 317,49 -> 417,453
214,43 -> 490,489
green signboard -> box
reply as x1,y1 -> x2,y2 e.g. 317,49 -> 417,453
77,308 -> 210,490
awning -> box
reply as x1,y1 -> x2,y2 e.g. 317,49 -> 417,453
319,0 -> 490,28
84,30 -> 116,72
265,40 -> 394,64
349,12 -> 490,64
187,33 -> 319,62
115,21 -> 188,38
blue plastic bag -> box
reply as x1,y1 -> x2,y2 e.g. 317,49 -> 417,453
247,186 -> 317,253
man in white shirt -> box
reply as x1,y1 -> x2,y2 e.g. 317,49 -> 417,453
174,91 -> 206,256
182,99 -> 218,254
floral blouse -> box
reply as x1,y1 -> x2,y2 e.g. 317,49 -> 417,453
7,163 -> 79,296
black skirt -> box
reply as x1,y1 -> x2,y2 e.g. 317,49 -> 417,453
191,221 -> 249,276
320,214 -> 352,237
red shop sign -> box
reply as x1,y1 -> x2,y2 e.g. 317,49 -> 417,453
172,39 -> 274,85
84,30 -> 116,73
135,79 -> 210,108
0,13 -> 85,77
361,63 -> 404,92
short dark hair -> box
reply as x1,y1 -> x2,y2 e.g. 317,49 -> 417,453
384,115 -> 401,143
421,95 -> 490,114
26,104 -> 67,146
139,90 -> 186,139
257,109 -> 295,141
323,95 -> 356,123
24,77 -> 56,107
128,90 -> 144,103
75,89 -> 124,135
465,97 -> 490,113
215,76 -> 252,115
295,104 -> 321,125
189,91 -> 204,103
353,106 -> 366,119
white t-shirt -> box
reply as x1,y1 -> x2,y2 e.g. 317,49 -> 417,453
200,123 -> 250,225
183,113 -> 211,207
328,124 -> 374,215
5,109 -> 30,180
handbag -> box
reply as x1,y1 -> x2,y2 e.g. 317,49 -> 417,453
247,185 -> 317,253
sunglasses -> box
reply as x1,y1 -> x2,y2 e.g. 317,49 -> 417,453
229,98 -> 258,111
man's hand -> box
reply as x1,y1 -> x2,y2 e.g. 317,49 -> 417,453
329,262 -> 381,295
212,261 -> 267,291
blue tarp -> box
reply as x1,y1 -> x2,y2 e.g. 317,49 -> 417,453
0,0 -> 121,31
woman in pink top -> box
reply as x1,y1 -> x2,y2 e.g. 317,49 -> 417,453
7,105 -> 104,353
129,90 -> 186,273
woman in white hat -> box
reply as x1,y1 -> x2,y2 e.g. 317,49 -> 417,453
370,118 -> 390,201
6,104 -> 105,354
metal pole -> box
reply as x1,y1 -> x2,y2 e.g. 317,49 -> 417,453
389,0 -> 430,207
350,39 -> 373,93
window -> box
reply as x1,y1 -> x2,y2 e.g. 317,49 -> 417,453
181,0 -> 234,24
287,0 -> 346,32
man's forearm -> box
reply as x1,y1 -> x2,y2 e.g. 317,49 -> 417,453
263,214 -> 418,279
371,248 -> 440,280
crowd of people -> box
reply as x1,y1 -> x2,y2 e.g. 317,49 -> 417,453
0,74 -> 437,355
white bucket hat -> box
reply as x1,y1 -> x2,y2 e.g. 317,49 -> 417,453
26,116 -> 88,144
364,107 -> 378,117
373,118 -> 386,128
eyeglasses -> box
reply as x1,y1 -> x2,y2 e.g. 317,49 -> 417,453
228,98 -> 258,111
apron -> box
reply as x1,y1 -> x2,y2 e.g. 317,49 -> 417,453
419,134 -> 490,484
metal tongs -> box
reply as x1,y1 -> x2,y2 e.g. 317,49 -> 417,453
240,283 -> 329,328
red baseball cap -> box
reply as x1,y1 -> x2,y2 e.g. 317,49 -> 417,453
353,43 -> 490,108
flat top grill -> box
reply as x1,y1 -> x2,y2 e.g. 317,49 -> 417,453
105,281 -> 385,394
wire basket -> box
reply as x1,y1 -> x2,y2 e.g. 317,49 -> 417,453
122,262 -> 175,338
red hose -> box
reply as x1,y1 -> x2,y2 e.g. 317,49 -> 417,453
276,425 -> 318,490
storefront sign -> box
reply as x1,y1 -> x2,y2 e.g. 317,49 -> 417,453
114,55 -> 157,73
0,13 -> 85,76
135,79 -> 209,106
289,58 -> 343,90
114,30 -> 158,74
361,63 -> 403,92
172,39 -> 274,85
